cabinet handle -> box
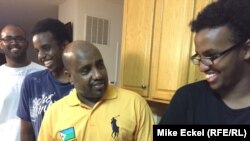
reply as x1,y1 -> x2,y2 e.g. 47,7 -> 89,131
141,85 -> 147,89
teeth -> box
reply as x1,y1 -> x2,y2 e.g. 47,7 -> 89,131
11,48 -> 19,52
44,60 -> 52,66
206,73 -> 216,79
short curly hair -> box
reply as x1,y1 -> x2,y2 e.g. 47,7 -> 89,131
32,18 -> 72,46
190,0 -> 250,43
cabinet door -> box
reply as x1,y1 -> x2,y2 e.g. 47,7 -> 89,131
188,0 -> 213,83
149,0 -> 194,102
120,0 -> 155,96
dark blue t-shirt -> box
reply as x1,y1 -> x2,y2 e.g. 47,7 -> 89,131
17,69 -> 73,139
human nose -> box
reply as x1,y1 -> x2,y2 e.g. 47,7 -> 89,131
199,62 -> 210,72
9,39 -> 18,44
92,67 -> 102,79
38,50 -> 46,60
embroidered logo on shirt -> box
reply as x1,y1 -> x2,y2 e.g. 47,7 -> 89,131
111,115 -> 120,138
59,127 -> 76,141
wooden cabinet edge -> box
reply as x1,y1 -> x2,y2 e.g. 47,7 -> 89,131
145,97 -> 170,104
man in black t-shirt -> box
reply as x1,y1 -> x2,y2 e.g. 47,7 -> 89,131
160,0 -> 250,124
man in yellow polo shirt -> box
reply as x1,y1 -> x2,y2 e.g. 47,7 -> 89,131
38,40 -> 154,141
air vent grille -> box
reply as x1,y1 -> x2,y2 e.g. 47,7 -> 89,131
86,16 -> 109,45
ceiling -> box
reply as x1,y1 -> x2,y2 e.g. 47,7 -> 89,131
0,0 -> 123,62
0,0 -> 123,30
0,0 -> 60,30
0,0 -> 65,5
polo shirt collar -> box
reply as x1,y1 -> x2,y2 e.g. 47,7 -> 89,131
68,85 -> 118,107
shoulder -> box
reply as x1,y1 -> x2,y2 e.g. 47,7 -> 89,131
24,69 -> 49,80
113,86 -> 143,97
0,64 -> 4,68
41,95 -> 69,121
176,80 -> 210,95
29,62 -> 46,70
171,80 -> 214,104
111,86 -> 147,104
48,89 -> 74,110
0,64 -> 5,72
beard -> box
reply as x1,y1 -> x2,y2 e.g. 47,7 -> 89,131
5,48 -> 27,63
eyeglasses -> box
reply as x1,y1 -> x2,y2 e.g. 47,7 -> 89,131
191,42 -> 243,66
1,36 -> 26,44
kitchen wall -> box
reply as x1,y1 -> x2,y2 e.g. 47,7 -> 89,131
58,0 -> 123,85
58,0 -> 168,124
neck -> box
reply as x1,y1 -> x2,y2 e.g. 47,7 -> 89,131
52,67 -> 69,83
219,78 -> 250,109
5,57 -> 30,68
77,94 -> 101,108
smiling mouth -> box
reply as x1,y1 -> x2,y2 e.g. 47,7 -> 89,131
206,73 -> 218,83
10,47 -> 21,53
43,60 -> 53,67
92,82 -> 106,90
94,83 -> 105,88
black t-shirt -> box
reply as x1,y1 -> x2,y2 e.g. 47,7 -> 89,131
159,80 -> 250,124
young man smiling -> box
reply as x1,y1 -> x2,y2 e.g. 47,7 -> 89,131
160,0 -> 250,124
17,19 -> 74,141
0,24 -> 45,141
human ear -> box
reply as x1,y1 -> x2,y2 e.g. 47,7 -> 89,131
63,41 -> 69,48
243,39 -> 250,60
0,41 -> 3,50
26,40 -> 29,47
64,70 -> 73,84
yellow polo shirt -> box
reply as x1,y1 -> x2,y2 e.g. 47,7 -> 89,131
38,85 -> 154,141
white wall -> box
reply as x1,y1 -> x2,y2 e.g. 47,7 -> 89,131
59,0 -> 123,85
